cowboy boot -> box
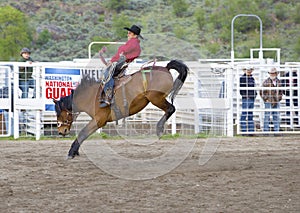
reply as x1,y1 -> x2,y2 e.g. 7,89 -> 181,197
99,85 -> 113,108
99,60 -> 117,108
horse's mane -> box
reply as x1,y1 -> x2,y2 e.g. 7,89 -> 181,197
61,90 -> 73,109
55,89 -> 74,115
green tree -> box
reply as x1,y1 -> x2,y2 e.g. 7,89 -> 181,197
0,6 -> 32,60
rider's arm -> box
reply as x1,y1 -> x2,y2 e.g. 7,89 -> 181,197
99,47 -> 108,66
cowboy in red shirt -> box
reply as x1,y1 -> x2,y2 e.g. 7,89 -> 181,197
99,25 -> 143,108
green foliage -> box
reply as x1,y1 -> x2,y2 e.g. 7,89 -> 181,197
274,2 -> 289,21
173,25 -> 186,40
196,133 -> 208,138
0,6 -> 32,60
103,0 -> 128,13
160,133 -> 180,140
207,42 -> 220,55
90,36 -> 112,56
112,14 -> 131,40
98,14 -> 105,22
194,7 -> 205,30
294,4 -> 300,24
36,29 -> 51,46
172,0 -> 189,17
0,0 -> 299,62
294,37 -> 300,59
219,28 -> 231,43
88,132 -> 122,140
213,0 -> 261,33
99,132 -> 108,139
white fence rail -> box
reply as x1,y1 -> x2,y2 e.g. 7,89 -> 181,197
0,59 -> 299,139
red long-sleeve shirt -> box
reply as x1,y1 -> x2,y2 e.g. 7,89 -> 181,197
110,37 -> 141,63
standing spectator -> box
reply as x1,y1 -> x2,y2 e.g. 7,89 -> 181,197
239,66 -> 257,135
19,47 -> 35,98
282,69 -> 298,125
260,68 -> 283,132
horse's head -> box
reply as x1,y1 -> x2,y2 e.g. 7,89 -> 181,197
53,99 -> 74,136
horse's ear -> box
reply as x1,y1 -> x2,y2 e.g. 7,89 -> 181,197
53,99 -> 61,116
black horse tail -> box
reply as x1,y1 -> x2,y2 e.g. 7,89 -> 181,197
166,60 -> 189,104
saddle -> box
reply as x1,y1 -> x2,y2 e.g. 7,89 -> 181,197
114,75 -> 132,91
113,59 -> 159,91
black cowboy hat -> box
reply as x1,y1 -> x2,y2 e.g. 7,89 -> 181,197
124,25 -> 143,39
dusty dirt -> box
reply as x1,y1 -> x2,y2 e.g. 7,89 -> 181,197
0,136 -> 299,212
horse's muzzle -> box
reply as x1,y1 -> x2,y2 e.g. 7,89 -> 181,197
58,126 -> 70,136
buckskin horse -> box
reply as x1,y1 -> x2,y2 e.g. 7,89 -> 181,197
53,60 -> 189,159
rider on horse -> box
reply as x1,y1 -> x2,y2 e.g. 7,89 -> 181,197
99,25 -> 143,108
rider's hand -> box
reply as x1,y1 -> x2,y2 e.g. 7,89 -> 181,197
99,46 -> 107,55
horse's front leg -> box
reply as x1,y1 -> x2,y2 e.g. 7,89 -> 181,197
67,119 -> 100,159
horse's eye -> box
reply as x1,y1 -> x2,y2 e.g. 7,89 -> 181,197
57,122 -> 62,127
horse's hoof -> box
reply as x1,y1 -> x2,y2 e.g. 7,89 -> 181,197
66,155 -> 74,160
156,127 -> 163,138
157,131 -> 163,139
156,127 -> 164,138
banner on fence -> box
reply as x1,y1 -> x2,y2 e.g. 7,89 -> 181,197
44,68 -> 81,111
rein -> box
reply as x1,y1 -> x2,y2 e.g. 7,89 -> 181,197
57,107 -> 79,127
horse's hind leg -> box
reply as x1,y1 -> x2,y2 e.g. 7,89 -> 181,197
156,102 -> 175,137
68,119 -> 100,159
148,92 -> 176,137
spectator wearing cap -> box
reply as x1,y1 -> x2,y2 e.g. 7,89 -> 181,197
260,68 -> 283,132
239,66 -> 257,135
98,24 -> 143,108
19,47 -> 35,98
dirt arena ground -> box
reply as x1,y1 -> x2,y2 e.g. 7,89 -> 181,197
0,136 -> 299,212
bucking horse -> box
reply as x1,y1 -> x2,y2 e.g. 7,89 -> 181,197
53,60 -> 189,159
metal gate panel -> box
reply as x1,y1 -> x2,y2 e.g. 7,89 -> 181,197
0,66 -> 12,136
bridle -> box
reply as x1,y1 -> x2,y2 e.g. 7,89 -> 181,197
57,108 -> 78,128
